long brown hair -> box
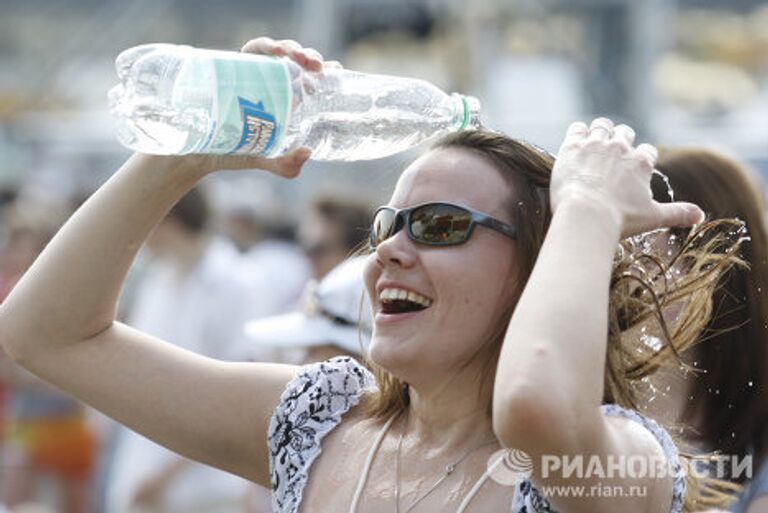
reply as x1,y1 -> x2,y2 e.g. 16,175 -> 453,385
361,129 -> 745,511
652,148 -> 768,480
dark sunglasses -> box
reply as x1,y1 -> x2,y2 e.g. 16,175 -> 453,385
369,202 -> 517,249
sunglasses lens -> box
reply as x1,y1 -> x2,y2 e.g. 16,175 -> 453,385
411,204 -> 472,245
371,208 -> 397,248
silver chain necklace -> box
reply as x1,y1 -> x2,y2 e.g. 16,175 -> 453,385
394,411 -> 498,513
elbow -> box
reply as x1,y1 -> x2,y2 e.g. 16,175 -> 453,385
492,383 -> 581,456
492,345 -> 568,452
493,386 -> 551,451
0,308 -> 26,365
0,306 -> 49,367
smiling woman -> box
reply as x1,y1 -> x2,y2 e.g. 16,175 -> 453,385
0,37 -> 745,513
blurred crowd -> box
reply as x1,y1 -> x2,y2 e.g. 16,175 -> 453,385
0,177 -> 374,513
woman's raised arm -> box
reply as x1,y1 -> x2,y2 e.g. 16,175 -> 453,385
0,38 -> 325,487
492,118 -> 704,513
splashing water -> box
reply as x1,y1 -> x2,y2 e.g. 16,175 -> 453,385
653,170 -> 675,202
640,332 -> 663,351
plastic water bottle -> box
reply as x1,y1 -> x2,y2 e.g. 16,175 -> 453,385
108,44 -> 481,161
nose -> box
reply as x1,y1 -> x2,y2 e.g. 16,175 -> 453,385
374,226 -> 417,269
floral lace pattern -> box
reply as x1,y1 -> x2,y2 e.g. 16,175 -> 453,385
268,357 -> 372,513
268,357 -> 685,513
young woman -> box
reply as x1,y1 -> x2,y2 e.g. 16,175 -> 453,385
0,38 -> 739,513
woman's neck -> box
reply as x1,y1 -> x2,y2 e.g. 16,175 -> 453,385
404,376 -> 496,451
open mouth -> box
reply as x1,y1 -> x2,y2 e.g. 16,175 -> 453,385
379,288 -> 433,315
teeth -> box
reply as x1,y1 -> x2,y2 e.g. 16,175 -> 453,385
379,288 -> 433,308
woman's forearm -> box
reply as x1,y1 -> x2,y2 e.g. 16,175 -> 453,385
493,197 -> 622,450
0,154 -> 206,359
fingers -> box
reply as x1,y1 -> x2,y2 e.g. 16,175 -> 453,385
568,118 -> 648,157
587,117 -> 614,142
565,121 -> 589,139
272,147 -> 312,178
240,37 -> 277,54
655,201 -> 705,229
613,124 -> 636,145
636,143 -> 658,166
240,38 -> 325,72
211,146 -> 311,178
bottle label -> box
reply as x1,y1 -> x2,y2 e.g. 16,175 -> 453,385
234,97 -> 279,154
200,52 -> 291,155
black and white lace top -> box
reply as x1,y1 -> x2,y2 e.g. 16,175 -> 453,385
267,357 -> 686,513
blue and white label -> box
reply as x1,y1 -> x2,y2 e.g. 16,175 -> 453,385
233,97 -> 279,154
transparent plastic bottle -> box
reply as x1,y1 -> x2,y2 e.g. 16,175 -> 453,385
108,44 -> 481,161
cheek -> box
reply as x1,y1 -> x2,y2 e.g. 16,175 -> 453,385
436,251 -> 518,336
362,254 -> 379,302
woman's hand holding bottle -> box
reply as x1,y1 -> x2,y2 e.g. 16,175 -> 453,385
142,38 -> 340,179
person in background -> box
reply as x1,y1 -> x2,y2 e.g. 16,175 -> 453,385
299,195 -> 372,279
241,255 -> 372,365
238,193 -> 371,364
104,186 -> 260,513
645,148 -> 768,513
0,198 -> 97,513
216,177 -> 311,322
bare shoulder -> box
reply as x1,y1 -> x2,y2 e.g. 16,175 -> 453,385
604,414 -> 675,513
533,410 -> 678,513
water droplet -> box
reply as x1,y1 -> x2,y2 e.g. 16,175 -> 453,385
728,403 -> 734,409
665,385 -> 671,392
731,432 -> 736,438
641,333 -> 662,351
653,170 -> 675,202
715,389 -> 720,395
748,381 -> 754,387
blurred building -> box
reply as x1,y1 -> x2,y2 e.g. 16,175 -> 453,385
1,0 -> 767,203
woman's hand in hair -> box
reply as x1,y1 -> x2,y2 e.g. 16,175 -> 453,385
549,117 -> 704,239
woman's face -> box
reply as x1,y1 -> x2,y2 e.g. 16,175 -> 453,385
363,147 -> 520,379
